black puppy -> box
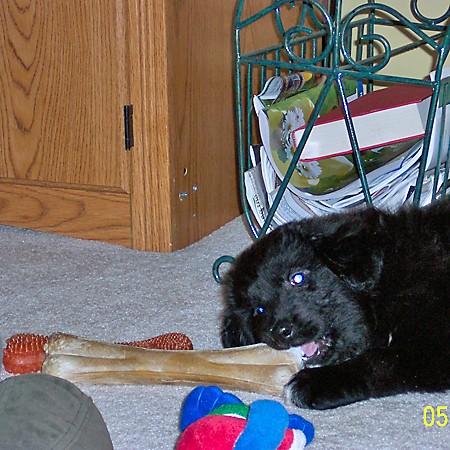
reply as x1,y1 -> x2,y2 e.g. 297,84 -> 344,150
222,197 -> 449,409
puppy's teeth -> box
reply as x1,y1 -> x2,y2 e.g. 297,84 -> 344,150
288,346 -> 306,368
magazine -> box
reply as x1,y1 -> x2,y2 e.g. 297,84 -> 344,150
253,75 -> 409,197
255,72 -> 326,107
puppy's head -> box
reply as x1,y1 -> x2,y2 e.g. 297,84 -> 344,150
222,208 -> 384,367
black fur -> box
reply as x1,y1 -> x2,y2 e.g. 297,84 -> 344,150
221,197 -> 449,409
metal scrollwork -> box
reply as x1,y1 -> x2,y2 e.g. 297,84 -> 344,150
283,0 -> 334,65
273,0 -> 328,35
235,1 -> 336,68
410,0 -> 450,27
339,3 -> 445,74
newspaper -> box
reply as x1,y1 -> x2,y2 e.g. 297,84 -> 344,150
245,140 -> 448,229
244,164 -> 271,229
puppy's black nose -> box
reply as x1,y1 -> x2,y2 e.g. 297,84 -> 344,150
272,321 -> 294,340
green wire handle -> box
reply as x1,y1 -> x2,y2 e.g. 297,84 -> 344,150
212,255 -> 236,285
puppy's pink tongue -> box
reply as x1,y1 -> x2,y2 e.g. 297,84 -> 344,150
301,342 -> 319,357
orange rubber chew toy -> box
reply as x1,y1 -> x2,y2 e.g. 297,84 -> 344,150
3,332 -> 193,374
3,334 -> 49,374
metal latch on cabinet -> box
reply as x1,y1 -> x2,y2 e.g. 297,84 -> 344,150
124,105 -> 134,151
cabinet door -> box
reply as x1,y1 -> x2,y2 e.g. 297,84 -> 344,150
0,0 -> 131,245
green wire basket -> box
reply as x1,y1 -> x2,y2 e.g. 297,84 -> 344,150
213,0 -> 449,283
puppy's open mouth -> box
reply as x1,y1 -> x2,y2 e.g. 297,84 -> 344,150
299,336 -> 332,366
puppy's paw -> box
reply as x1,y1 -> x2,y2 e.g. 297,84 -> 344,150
285,369 -> 322,409
285,367 -> 356,410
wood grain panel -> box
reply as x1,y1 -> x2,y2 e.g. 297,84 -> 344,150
164,0 -> 241,250
0,0 -> 129,190
0,180 -> 131,246
127,0 -> 241,251
0,0 -> 243,252
127,0 -> 174,251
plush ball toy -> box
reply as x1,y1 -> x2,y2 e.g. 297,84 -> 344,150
177,386 -> 314,449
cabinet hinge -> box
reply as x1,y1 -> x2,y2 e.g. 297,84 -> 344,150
123,105 -> 134,151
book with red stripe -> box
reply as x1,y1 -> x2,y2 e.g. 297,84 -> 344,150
291,84 -> 432,162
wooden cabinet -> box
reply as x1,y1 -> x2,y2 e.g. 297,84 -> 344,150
0,0 -> 240,251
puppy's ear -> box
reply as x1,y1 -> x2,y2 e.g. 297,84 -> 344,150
311,208 -> 385,291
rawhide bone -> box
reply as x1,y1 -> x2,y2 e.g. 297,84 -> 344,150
41,333 -> 304,396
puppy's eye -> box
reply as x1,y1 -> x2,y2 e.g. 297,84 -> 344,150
290,271 -> 306,286
254,306 -> 265,316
